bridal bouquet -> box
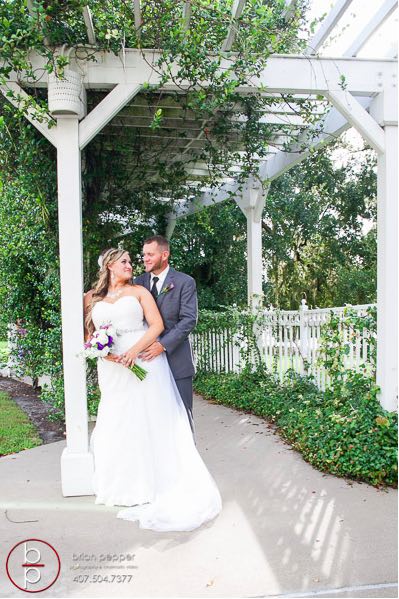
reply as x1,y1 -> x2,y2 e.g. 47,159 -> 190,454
82,324 -> 147,381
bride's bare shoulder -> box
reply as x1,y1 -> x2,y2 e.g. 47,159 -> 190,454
131,285 -> 152,301
124,284 -> 145,297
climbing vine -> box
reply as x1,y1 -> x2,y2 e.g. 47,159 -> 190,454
0,1 -> 349,419
0,0 -> 323,194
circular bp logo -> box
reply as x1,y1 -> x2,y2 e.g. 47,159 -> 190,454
6,539 -> 61,593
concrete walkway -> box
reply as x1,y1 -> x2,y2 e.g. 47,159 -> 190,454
0,395 -> 397,598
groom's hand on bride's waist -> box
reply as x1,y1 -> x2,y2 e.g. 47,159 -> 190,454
139,341 -> 166,361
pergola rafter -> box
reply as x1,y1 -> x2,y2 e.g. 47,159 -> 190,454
344,0 -> 397,57
134,0 -> 142,40
1,0 -> 396,497
282,0 -> 298,21
304,0 -> 354,55
221,0 -> 247,52
82,6 -> 96,45
182,1 -> 192,31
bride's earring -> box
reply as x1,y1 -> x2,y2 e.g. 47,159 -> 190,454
110,271 -> 115,283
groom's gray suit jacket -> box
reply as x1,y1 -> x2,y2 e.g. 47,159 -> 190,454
134,267 -> 198,380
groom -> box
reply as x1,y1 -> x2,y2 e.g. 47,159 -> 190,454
134,235 -> 198,435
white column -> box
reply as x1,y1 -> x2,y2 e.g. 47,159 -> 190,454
235,181 -> 266,308
246,208 -> 263,307
57,116 -> 94,495
376,123 -> 398,412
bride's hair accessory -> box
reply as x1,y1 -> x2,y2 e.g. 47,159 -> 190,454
98,249 -> 115,271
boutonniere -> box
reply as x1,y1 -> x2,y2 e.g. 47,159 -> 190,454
159,282 -> 175,295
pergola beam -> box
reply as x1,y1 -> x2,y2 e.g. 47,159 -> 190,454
175,96 -> 370,210
173,92 -> 377,204
266,96 -> 372,180
262,108 -> 351,181
234,112 -> 308,126
119,54 -> 397,94
172,183 -> 240,218
104,114 -> 305,129
79,83 -> 142,149
250,3 -> 396,192
0,82 -> 57,147
7,52 -> 395,96
326,90 -> 385,153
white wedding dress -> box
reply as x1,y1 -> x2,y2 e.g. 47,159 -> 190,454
89,295 -> 222,532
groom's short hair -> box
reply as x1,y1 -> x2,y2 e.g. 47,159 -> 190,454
144,235 -> 170,252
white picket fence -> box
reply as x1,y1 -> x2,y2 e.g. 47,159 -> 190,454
190,301 -> 376,391
1,302 -> 376,393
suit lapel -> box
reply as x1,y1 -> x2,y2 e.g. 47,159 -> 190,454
156,267 -> 175,309
145,272 -> 151,291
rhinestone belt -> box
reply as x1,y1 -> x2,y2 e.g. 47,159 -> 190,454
116,328 -> 145,335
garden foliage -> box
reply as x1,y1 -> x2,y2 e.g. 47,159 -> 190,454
194,305 -> 397,488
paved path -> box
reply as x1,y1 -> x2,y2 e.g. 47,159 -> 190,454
0,395 -> 397,598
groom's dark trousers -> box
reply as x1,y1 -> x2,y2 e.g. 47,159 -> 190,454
134,267 -> 198,438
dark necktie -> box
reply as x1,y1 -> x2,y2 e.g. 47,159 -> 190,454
151,276 -> 159,299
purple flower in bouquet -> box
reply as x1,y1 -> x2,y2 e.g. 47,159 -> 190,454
83,324 -> 116,357
81,323 -> 147,381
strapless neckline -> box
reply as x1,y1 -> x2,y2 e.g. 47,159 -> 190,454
92,294 -> 145,335
98,295 -> 141,307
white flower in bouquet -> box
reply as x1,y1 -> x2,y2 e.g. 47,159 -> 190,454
96,330 -> 109,345
80,323 -> 147,381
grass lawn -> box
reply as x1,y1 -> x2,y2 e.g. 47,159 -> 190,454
0,391 -> 42,456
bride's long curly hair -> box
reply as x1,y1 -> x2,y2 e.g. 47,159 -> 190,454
85,248 -> 134,336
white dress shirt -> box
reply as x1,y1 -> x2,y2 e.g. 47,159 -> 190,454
150,264 -> 170,295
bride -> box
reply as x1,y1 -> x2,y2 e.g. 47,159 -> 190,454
83,248 -> 222,532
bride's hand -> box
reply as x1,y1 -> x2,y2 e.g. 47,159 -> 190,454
117,348 -> 138,368
104,354 -> 119,363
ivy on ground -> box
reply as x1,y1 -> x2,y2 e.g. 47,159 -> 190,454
193,304 -> 397,488
194,367 -> 397,488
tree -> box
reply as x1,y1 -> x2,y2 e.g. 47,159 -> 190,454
262,141 -> 376,308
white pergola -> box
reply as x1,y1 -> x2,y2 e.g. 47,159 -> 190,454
1,0 -> 397,496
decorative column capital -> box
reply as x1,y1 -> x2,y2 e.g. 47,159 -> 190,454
48,69 -> 86,119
